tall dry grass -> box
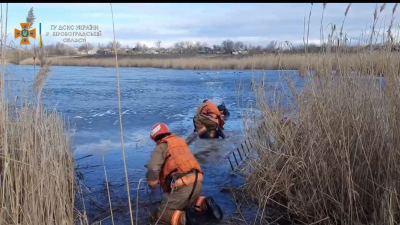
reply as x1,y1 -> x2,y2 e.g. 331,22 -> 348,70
0,7 -> 79,224
0,98 -> 76,224
19,53 -> 400,71
240,3 -> 400,225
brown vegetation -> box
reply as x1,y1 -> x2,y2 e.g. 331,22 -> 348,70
243,55 -> 400,224
239,3 -> 400,224
18,52 -> 400,71
0,97 -> 76,224
0,16 -> 79,224
3,3 -> 400,225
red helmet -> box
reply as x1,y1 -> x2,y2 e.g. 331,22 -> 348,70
150,123 -> 170,140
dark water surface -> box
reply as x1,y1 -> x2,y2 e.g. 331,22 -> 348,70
5,65 -> 304,224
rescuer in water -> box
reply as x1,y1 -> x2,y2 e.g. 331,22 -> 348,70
145,123 -> 223,225
192,99 -> 227,139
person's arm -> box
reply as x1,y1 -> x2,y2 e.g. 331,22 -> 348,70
194,116 -> 207,135
145,143 -> 167,189
194,103 -> 208,134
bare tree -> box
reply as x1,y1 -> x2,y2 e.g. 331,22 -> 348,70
234,41 -> 245,50
135,42 -> 142,50
173,41 -> 186,53
155,40 -> 161,49
97,43 -> 107,49
221,39 -> 234,53
196,41 -> 202,48
185,41 -> 195,53
78,43 -> 94,51
212,44 -> 221,51
185,41 -> 192,48
87,43 -> 94,50
267,40 -> 278,51
142,44 -> 148,51
44,42 -> 75,56
107,41 -> 121,50
26,7 -> 35,28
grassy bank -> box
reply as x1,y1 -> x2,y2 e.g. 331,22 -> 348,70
0,38 -> 82,223
244,58 -> 400,224
240,53 -> 400,224
238,3 -> 400,224
18,53 -> 400,71
240,30 -> 400,225
0,85 -> 78,224
0,97 -> 76,224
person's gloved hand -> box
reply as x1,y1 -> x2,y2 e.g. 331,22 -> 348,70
147,179 -> 158,191
216,129 -> 225,139
197,126 -> 207,135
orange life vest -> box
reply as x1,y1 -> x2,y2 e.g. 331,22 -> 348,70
200,100 -> 225,129
158,134 -> 203,192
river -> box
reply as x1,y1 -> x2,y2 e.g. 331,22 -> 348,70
5,65 -> 304,224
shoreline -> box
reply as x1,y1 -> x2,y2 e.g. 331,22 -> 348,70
17,53 -> 399,71
19,54 -> 286,70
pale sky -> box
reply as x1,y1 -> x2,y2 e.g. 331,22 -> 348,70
5,3 -> 399,48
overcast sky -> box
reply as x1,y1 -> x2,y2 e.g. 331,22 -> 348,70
6,3 -> 399,48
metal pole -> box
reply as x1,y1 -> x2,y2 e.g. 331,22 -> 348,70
227,157 -> 234,171
232,151 -> 239,166
236,147 -> 243,160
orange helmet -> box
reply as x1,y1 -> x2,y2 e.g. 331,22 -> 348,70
150,123 -> 170,140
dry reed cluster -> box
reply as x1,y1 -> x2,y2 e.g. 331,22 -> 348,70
0,97 -> 75,224
240,3 -> 400,225
244,64 -> 400,224
0,12 -> 77,223
19,53 -> 400,71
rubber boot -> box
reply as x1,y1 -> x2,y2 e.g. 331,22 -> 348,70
185,208 -> 200,225
205,197 -> 223,221
215,129 -> 225,139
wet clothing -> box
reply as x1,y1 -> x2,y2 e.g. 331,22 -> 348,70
192,118 -> 225,139
193,100 -> 225,139
146,134 -> 205,225
147,134 -> 203,193
156,182 -> 203,225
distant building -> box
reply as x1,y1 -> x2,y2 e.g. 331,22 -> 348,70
158,48 -> 167,53
97,49 -> 112,54
198,47 -> 214,54
116,48 -> 126,54
88,48 -> 98,55
146,48 -> 159,54
78,50 -> 88,55
124,48 -> 133,54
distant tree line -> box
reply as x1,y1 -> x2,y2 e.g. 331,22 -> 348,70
7,38 -> 399,63
5,6 -> 400,62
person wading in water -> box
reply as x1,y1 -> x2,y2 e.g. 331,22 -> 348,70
145,123 -> 223,225
192,100 -> 226,139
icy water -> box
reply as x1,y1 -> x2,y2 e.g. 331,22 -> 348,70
5,65 -> 305,224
